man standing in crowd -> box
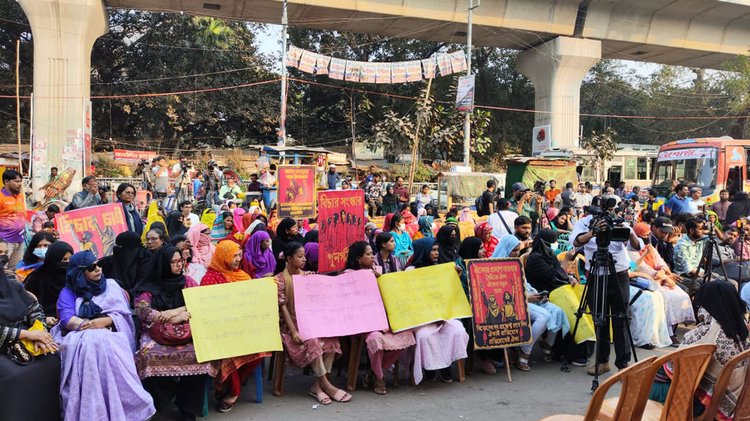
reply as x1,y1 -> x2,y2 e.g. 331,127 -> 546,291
192,173 -> 203,201
487,198 -> 517,241
509,182 -> 542,229
570,196 -> 640,375
365,173 -> 383,217
650,217 -> 676,270
624,186 -> 639,201
0,170 -> 25,272
69,176 -> 102,210
247,173 -> 261,194
326,164 -> 340,190
545,179 -> 560,203
576,182 -> 593,215
559,182 -> 578,209
664,183 -> 690,216
726,192 -> 750,227
171,156 -> 191,203
686,187 -> 704,214
393,176 -> 410,207
364,165 -> 377,185
479,179 -> 496,216
711,189 -> 731,225
615,181 -> 627,199
204,161 -> 221,207
152,156 -> 170,199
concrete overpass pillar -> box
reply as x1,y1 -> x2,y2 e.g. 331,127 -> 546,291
18,0 -> 108,199
517,36 -> 601,152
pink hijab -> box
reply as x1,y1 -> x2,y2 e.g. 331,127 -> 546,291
186,223 -> 215,268
233,208 -> 246,233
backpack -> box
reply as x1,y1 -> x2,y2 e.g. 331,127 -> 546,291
475,195 -> 486,216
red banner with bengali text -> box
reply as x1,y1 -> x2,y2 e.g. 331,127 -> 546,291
113,149 -> 156,162
54,203 -> 129,258
318,190 -> 366,273
467,258 -> 532,349
277,165 -> 316,219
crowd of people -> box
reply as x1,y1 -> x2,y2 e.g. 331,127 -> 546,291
1,163 -> 749,421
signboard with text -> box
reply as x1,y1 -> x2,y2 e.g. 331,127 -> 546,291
54,203 -> 128,258
317,189 -> 366,273
277,165 -> 316,219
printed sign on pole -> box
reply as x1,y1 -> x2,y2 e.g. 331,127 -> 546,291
455,74 -> 476,112
532,125 -> 552,156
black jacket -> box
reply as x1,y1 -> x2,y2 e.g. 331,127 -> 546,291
524,250 -> 571,293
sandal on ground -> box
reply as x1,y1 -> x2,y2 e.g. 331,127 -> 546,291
330,389 -> 352,403
517,352 -> 531,372
540,343 -> 554,363
308,390 -> 332,405
216,400 -> 234,413
373,378 -> 387,395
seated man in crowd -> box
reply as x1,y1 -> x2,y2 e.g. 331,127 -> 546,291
673,218 -> 708,294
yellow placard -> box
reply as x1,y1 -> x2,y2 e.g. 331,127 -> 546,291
377,262 -> 472,332
183,278 -> 283,363
549,284 -> 596,344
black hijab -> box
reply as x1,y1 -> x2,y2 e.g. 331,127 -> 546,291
166,211 -> 187,236
272,218 -> 303,258
696,280 -> 749,345
531,229 -> 562,267
102,231 -> 150,292
303,230 -> 319,244
459,236 -> 483,260
22,231 -> 56,266
24,241 -> 74,316
411,238 -> 437,268
0,271 -> 34,324
133,245 -> 186,311
436,225 -> 459,264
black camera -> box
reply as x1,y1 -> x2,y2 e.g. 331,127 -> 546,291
98,184 -> 112,193
588,196 -> 630,246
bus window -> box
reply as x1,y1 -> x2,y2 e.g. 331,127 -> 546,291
652,147 -> 717,197
727,166 -> 741,195
637,157 -> 648,180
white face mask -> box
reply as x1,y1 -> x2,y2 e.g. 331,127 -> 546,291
399,223 -> 406,231
550,242 -> 559,251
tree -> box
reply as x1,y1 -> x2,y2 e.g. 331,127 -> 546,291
722,56 -> 750,139
580,127 -> 618,184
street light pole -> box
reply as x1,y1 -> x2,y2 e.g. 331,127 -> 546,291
463,0 -> 479,168
278,0 -> 288,146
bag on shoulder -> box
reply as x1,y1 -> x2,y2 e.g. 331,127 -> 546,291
475,195 -> 486,216
149,321 -> 192,346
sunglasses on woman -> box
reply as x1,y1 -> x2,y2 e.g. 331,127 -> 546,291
83,262 -> 100,272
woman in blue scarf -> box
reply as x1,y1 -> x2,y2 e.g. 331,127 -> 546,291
52,251 -> 155,420
492,235 -> 569,371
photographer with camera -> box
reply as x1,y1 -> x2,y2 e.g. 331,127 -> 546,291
69,176 -> 102,210
569,196 -> 640,376
203,161 -> 222,208
509,182 -> 543,230
134,159 -> 153,192
171,156 -> 192,204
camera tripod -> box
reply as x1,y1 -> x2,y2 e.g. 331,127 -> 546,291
571,245 -> 638,392
693,215 -> 729,296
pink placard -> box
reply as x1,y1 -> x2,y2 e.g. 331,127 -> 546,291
292,270 -> 389,340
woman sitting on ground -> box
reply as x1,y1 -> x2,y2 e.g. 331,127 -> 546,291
145,227 -> 168,254
345,241 -> 415,395
242,230 -> 276,278
24,241 -> 74,324
16,231 -> 55,283
0,271 -> 61,421
474,222 -> 498,257
385,212 -> 413,267
272,218 -> 304,264
435,225 -> 461,264
407,237 -> 469,383
100,231 -> 151,301
276,242 -> 351,404
374,232 -> 404,274
650,280 -> 750,420
547,207 -> 574,234
630,222 -> 695,345
134,245 -> 216,420
495,235 -> 568,372
52,250 -> 155,421
415,214 -> 435,240
200,240 -> 271,412
456,236 -> 502,374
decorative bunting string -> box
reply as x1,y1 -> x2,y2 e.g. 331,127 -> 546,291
285,45 -> 467,84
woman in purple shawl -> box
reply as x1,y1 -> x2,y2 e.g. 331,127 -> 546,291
52,251 -> 155,421
241,230 -> 276,278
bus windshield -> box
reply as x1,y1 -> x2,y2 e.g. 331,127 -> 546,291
651,147 -> 718,197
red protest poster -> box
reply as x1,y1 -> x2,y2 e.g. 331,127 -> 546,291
277,165 -> 316,219
318,190 -> 365,273
467,258 -> 532,349
54,203 -> 129,258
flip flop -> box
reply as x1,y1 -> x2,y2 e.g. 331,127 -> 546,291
331,389 -> 352,403
309,390 -> 332,405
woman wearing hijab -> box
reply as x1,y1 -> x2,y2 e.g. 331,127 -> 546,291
165,211 -> 188,237
233,207 -> 246,235
272,218 -> 304,263
435,225 -> 460,263
0,269 -> 61,421
651,281 -> 750,420
241,231 -> 276,278
494,235 -> 569,372
381,184 -> 399,215
134,245 -> 215,420
304,242 -> 319,272
415,215 -> 435,240
458,207 -> 475,224
276,242 -> 349,405
24,241 -> 74,322
199,241 -> 270,412
99,232 -> 150,300
51,250 -> 155,421
16,231 -> 55,283
186,223 -> 215,269
474,222 -> 497,257
405,237 -> 469,384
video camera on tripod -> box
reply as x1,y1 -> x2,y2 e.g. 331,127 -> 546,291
587,196 -> 631,246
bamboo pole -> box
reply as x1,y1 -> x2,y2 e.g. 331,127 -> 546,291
407,78 -> 433,195
15,40 -> 22,172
